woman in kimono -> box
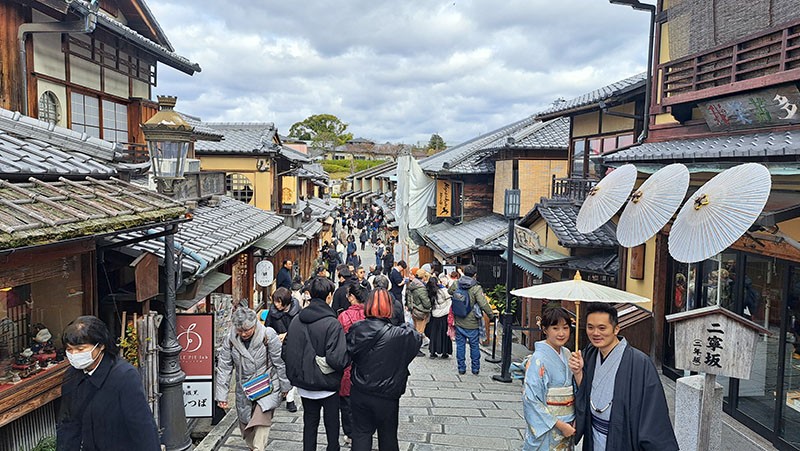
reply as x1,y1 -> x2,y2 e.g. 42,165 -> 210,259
523,307 -> 576,450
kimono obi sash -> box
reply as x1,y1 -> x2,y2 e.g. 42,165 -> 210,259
546,385 -> 575,417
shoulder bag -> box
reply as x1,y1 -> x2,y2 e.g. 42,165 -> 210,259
241,333 -> 274,401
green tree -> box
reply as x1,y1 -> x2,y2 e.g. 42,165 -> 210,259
427,133 -> 446,154
288,114 -> 354,157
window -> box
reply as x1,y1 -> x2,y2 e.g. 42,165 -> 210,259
572,133 -> 636,178
70,92 -> 100,138
102,99 -> 128,143
38,91 -> 61,125
333,155 -> 346,160
70,93 -> 129,142
225,173 -> 254,204
451,181 -> 464,221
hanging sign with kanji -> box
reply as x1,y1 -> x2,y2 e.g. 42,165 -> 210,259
436,179 -> 452,217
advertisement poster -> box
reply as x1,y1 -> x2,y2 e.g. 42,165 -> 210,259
176,314 -> 214,379
182,380 -> 213,417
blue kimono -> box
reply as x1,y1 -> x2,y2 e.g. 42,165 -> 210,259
523,340 -> 575,450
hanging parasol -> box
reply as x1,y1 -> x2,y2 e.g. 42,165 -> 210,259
669,163 -> 772,264
510,271 -> 649,349
616,163 -> 690,248
576,164 -> 638,234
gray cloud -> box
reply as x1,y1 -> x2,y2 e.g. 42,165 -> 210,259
151,1 -> 651,145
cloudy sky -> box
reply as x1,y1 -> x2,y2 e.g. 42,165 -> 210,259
150,1 -> 652,146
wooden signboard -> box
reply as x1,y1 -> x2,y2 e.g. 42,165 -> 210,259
514,225 -> 543,255
436,179 -> 452,217
629,244 -> 645,280
132,252 -> 159,302
666,306 -> 769,380
282,176 -> 298,205
699,84 -> 800,132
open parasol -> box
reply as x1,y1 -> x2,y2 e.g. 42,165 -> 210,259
617,163 -> 690,248
669,163 -> 772,263
576,164 -> 638,234
510,272 -> 649,349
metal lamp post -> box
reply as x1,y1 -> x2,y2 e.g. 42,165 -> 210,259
493,189 -> 520,383
142,96 -> 193,451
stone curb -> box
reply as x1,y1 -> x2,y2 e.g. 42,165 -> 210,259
194,407 -> 237,451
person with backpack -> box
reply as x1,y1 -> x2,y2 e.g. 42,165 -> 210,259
449,264 -> 494,375
284,277 -> 350,451
359,229 -> 368,251
405,268 -> 432,357
337,284 -> 368,446
265,287 -> 301,412
347,288 -> 422,451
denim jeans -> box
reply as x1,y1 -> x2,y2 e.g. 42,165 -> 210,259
455,326 -> 480,374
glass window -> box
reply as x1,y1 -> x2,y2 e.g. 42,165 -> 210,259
571,140 -> 586,177
102,99 -> 128,143
587,139 -> 603,178
38,91 -> 61,125
782,266 -> 800,447
602,136 -> 617,153
451,181 -> 463,220
617,133 -> 635,148
70,93 -> 100,138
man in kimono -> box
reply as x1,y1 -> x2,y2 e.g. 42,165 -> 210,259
569,302 -> 678,451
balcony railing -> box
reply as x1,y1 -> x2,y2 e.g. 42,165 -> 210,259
551,176 -> 597,203
119,143 -> 149,164
658,19 -> 800,107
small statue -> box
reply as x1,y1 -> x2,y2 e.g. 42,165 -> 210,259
29,324 -> 56,364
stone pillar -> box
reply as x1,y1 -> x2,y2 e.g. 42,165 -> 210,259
675,375 -> 723,451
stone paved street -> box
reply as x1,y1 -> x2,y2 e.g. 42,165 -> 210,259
204,346 -> 525,450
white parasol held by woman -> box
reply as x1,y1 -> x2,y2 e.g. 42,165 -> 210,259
510,271 -> 649,349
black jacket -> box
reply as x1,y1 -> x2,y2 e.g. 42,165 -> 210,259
276,267 -> 292,290
347,318 -> 422,399
390,292 -> 404,326
284,298 -> 350,392
57,355 -> 160,451
266,298 -> 300,335
332,277 -> 357,315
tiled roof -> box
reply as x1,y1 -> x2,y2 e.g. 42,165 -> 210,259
422,215 -> 508,257
348,161 -> 397,179
0,176 -> 185,250
536,199 -> 617,248
177,113 -> 224,141
306,197 -> 337,217
0,108 -> 120,175
536,73 -> 647,119
252,224 -> 297,256
71,0 -> 200,75
603,130 -> 800,163
280,145 -> 312,164
432,117 -> 570,175
195,123 -> 278,154
116,197 -> 283,277
419,116 -> 539,173
558,253 -> 619,276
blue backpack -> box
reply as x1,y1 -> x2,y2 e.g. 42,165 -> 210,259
451,285 -> 471,318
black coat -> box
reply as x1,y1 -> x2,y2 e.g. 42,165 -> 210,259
389,292 -> 404,326
347,318 -> 421,399
575,340 -> 679,451
276,267 -> 292,290
266,298 -> 300,335
332,278 -> 357,315
284,298 -> 350,392
57,355 -> 160,451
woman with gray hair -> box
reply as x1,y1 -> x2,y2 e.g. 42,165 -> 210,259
216,306 -> 290,451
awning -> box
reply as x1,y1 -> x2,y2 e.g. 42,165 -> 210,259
175,271 -> 231,310
500,245 -> 572,277
757,190 -> 800,227
252,225 -> 297,256
502,250 -> 543,278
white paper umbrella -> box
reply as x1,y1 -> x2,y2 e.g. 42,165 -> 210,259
576,164 -> 638,234
616,163 -> 690,248
511,272 -> 649,348
669,163 -> 772,263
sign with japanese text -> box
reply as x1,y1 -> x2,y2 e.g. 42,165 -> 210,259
436,179 -> 452,217
255,260 -> 274,287
281,176 -> 298,205
514,225 -> 543,255
176,314 -> 214,379
667,306 -> 768,380
182,380 -> 213,417
699,84 -> 800,132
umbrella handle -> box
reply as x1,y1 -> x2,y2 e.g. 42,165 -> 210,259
575,301 -> 580,351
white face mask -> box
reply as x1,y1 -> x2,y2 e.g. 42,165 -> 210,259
67,344 -> 99,370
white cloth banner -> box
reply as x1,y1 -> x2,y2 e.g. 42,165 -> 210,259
394,155 -> 434,266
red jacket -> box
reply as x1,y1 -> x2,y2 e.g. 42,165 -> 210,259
338,304 -> 365,396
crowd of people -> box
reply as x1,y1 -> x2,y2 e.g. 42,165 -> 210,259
54,207 -> 679,451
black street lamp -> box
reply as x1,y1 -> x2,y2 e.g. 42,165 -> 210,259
142,96 -> 192,451
493,189 -> 520,383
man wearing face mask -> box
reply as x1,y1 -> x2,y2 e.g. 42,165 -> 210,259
57,315 -> 160,450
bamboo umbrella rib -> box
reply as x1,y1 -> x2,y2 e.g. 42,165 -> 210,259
28,178 -> 118,217
0,179 -> 91,221
87,177 -> 161,212
58,177 -> 138,214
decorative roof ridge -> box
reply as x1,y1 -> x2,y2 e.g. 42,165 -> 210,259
536,72 -> 647,118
